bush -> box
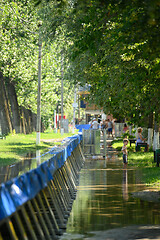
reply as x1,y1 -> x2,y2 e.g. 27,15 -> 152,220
122,129 -> 136,139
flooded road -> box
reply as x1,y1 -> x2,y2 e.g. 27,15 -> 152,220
61,152 -> 160,239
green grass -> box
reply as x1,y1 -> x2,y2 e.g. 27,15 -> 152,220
112,139 -> 159,186
112,139 -> 154,167
128,151 -> 154,167
142,168 -> 160,186
0,130 -> 78,166
112,139 -> 135,152
111,139 -> 123,151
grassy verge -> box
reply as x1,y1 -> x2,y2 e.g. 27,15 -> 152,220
0,130 -> 77,166
112,139 -> 160,187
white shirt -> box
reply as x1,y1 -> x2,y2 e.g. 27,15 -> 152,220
91,120 -> 99,129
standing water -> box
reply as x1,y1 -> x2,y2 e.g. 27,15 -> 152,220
61,152 -> 160,239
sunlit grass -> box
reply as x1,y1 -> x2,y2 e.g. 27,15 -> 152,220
128,151 -> 154,167
142,168 -> 160,186
112,139 -> 123,151
142,167 -> 160,188
112,139 -> 136,152
112,139 -> 154,167
0,130 -> 77,166
112,139 -> 158,186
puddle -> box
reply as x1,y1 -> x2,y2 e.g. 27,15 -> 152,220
60,153 -> 160,239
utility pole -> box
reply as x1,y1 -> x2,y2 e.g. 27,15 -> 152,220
60,51 -> 64,134
36,23 -> 42,145
54,110 -> 57,133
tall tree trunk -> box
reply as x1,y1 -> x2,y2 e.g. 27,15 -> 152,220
20,107 -> 37,134
0,72 -> 12,134
22,108 -> 30,134
20,107 -> 26,134
7,81 -> 21,133
28,109 -> 32,133
32,112 -> 37,132
147,112 -> 153,148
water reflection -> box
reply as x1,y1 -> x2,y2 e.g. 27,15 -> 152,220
122,169 -> 128,201
0,150 -> 51,184
36,150 -> 41,166
61,153 -> 160,239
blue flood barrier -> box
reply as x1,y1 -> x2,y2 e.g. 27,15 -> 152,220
75,124 -> 91,132
35,163 -> 53,189
0,183 -> 16,220
47,157 -> 57,175
0,134 -> 83,222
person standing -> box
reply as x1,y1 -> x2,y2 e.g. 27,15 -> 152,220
107,119 -> 113,137
121,138 -> 129,168
90,118 -> 99,129
100,119 -> 107,136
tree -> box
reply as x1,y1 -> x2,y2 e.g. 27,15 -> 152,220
0,0 -> 76,133
63,0 -> 160,127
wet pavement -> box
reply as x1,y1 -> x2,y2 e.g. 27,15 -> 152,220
60,152 -> 160,240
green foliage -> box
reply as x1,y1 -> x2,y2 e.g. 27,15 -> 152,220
1,0 -> 160,130
0,0 -> 76,129
64,0 -> 160,125
122,130 -> 135,139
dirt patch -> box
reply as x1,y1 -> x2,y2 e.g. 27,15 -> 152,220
131,190 -> 160,202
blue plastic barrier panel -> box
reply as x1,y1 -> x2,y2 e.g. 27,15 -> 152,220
47,158 -> 57,175
26,170 -> 42,199
5,180 -> 28,208
76,124 -> 91,132
0,183 -> 16,220
0,133 -> 83,221
35,162 -> 53,188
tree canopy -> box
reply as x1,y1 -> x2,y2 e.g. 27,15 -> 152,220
63,0 -> 160,126
0,0 -> 75,133
0,0 -> 160,134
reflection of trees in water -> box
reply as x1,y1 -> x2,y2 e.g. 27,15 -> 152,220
0,152 -> 37,184
67,156 -> 160,234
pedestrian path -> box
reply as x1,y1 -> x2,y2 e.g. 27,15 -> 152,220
60,151 -> 160,240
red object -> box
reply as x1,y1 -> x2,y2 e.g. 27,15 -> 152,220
56,115 -> 66,123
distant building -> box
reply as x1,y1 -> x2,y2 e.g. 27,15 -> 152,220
78,85 -> 113,123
